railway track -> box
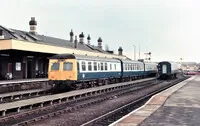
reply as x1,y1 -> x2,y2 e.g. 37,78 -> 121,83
25,76 -> 188,126
0,78 -> 156,125
82,77 -> 188,126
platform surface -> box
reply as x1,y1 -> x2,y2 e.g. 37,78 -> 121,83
0,78 -> 155,112
112,76 -> 199,126
0,78 -> 48,85
140,76 -> 200,126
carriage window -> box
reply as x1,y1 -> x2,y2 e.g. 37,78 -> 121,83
125,64 -> 128,70
98,63 -> 100,70
101,62 -> 104,70
82,61 -> 86,71
51,62 -> 60,70
114,64 -> 116,70
93,62 -> 97,71
63,62 -> 73,71
110,64 -> 112,70
105,63 -> 107,70
129,64 -> 131,70
88,62 -> 92,71
131,64 -> 133,70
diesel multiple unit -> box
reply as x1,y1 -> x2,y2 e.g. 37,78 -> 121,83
48,54 -> 157,88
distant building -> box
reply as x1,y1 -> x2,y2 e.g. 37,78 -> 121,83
180,62 -> 199,72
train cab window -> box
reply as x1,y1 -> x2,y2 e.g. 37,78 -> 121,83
51,62 -> 60,70
93,62 -> 97,71
88,62 -> 92,71
77,62 -> 80,71
101,62 -> 104,71
110,64 -> 112,70
82,61 -> 86,71
63,62 -> 73,71
105,63 -> 107,71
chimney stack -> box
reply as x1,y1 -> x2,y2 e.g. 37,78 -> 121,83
87,34 -> 91,45
74,35 -> 78,48
79,32 -> 84,44
118,46 -> 123,55
29,17 -> 37,34
70,29 -> 74,42
0,29 -> 4,39
97,37 -> 102,49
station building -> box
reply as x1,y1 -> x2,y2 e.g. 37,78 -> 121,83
0,17 -> 127,80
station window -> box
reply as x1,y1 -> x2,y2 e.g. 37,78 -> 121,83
114,64 -> 116,70
88,62 -> 92,71
105,63 -> 107,70
63,62 -> 73,71
101,62 -> 104,71
82,61 -> 86,71
110,64 -> 112,70
93,62 -> 97,71
51,62 -> 60,70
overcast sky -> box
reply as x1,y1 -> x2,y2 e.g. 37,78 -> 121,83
1,0 -> 199,62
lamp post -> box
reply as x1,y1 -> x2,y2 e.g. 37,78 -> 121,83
133,45 -> 136,60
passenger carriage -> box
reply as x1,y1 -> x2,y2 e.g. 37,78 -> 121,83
121,60 -> 145,80
144,62 -> 158,77
157,61 -> 179,79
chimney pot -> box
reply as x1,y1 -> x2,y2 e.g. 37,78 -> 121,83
70,29 -> 74,42
29,17 -> 37,34
118,46 -> 123,55
97,37 -> 102,49
79,32 -> 84,44
74,35 -> 78,48
87,34 -> 91,45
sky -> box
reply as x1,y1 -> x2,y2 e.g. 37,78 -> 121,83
1,0 -> 199,62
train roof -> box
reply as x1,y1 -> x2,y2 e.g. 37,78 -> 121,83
122,59 -> 144,64
50,53 -> 121,62
158,61 -> 178,65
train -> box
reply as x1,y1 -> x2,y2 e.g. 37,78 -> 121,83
48,54 -> 157,89
157,61 -> 180,79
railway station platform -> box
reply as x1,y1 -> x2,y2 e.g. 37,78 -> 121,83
111,75 -> 199,126
0,78 -> 48,85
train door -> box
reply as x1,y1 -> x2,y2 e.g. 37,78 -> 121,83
162,64 -> 167,74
